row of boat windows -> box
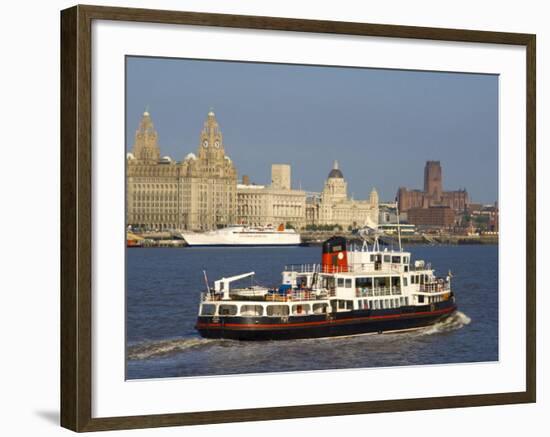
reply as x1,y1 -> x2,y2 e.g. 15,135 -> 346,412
201,297 -> 411,317
370,255 -> 409,264
356,297 -> 409,310
330,275 -> 433,290
334,276 -> 408,289
411,275 -> 431,284
421,295 -> 447,304
333,298 -> 408,311
201,303 -> 329,317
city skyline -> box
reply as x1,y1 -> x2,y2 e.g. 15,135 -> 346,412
126,56 -> 498,203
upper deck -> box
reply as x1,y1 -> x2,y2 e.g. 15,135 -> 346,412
284,247 -> 430,276
197,236 -> 453,318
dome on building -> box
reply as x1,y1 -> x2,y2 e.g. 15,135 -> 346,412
126,152 -> 135,160
224,156 -> 232,163
161,155 -> 173,162
185,152 -> 197,161
328,160 -> 344,179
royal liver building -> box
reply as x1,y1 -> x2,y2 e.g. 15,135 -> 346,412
126,110 -> 237,230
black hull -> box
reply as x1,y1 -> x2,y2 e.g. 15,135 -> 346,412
196,301 -> 457,341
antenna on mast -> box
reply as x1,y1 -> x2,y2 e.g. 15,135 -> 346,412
203,270 -> 211,295
395,199 -> 403,252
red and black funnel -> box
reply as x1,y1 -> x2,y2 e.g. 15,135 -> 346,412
322,236 -> 348,273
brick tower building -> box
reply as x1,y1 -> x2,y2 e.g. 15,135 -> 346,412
397,161 -> 468,213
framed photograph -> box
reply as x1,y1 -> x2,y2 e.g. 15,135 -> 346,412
60,4 -> 536,432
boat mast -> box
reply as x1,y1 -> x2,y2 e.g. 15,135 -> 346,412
203,270 -> 211,295
396,200 -> 403,252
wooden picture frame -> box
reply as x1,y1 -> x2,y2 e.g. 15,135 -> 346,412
60,4 -> 536,432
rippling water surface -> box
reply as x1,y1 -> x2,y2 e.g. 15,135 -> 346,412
126,245 -> 498,379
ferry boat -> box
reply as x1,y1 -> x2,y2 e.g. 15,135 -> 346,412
195,234 -> 457,340
181,224 -> 301,247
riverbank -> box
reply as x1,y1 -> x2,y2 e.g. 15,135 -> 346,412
300,231 -> 498,245
127,230 -> 498,248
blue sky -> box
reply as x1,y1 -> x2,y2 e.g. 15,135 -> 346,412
126,56 -> 498,203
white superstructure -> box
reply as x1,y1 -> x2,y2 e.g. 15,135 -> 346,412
195,234 -> 457,341
199,240 -> 453,316
181,225 -> 301,246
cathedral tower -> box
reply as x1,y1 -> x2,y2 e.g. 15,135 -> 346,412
424,160 -> 442,201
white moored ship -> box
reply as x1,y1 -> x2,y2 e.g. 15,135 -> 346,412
181,224 -> 301,247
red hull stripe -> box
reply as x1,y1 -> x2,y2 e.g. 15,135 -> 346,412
197,306 -> 455,330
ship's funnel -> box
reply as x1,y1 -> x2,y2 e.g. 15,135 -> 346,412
322,236 -> 348,273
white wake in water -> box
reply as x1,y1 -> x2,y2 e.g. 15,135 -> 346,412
127,337 -> 227,360
420,311 -> 471,336
128,312 -> 472,360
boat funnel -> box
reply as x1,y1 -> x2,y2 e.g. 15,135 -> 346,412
322,236 -> 348,273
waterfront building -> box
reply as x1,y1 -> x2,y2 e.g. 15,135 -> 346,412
378,203 -> 407,225
126,110 -> 237,230
376,203 -> 417,234
378,223 -> 417,235
271,164 -> 291,190
306,161 -> 379,230
236,165 -> 306,229
127,113 -> 379,232
179,111 -> 237,230
397,161 -> 468,213
407,206 -> 456,228
126,110 -> 180,230
466,202 -> 499,233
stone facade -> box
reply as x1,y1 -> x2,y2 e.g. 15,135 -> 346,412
126,110 -> 237,230
127,113 -> 379,232
126,111 -> 180,230
397,161 -> 468,213
236,165 -> 306,229
306,161 -> 379,229
179,111 -> 237,230
271,164 -> 291,190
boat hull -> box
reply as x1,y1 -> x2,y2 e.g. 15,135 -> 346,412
196,301 -> 457,341
181,228 -> 301,246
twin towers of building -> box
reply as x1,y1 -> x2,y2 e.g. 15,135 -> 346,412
130,109 -> 229,164
127,110 -> 379,231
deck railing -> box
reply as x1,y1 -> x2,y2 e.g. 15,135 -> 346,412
201,289 -> 336,303
283,263 -> 321,273
355,286 -> 401,297
265,290 -> 332,302
419,283 -> 450,293
408,263 -> 432,271
283,263 -> 414,274
283,262 -> 437,274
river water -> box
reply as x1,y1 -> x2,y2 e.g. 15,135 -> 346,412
126,244 -> 498,379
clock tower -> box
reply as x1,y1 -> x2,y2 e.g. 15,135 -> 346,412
132,109 -> 160,163
198,110 -> 225,160
182,110 -> 237,230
